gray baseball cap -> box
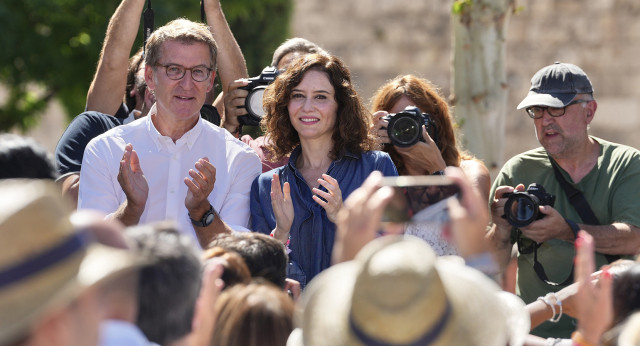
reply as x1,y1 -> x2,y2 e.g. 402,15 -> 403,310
517,62 -> 593,110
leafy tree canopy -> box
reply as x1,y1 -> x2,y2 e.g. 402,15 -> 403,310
0,0 -> 291,131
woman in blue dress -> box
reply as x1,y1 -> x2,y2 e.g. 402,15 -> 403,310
250,53 -> 398,286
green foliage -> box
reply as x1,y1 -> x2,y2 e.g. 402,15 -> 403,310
0,0 -> 291,131
452,0 -> 473,15
223,0 -> 292,76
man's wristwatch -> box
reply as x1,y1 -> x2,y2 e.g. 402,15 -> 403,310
189,205 -> 216,227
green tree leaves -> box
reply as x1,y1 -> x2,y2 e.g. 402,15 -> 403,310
0,0 -> 291,130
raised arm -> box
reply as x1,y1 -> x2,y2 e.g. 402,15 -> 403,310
86,0 -> 145,115
204,0 -> 248,99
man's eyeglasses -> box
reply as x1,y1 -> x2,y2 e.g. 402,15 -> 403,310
526,99 -> 591,119
155,63 -> 213,82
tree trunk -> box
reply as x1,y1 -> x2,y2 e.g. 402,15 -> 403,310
450,0 -> 515,173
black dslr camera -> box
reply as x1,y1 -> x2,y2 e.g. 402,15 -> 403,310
382,106 -> 437,148
502,184 -> 556,228
238,66 -> 281,126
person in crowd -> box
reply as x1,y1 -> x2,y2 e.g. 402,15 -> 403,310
0,134 -> 57,180
370,75 -> 491,197
0,179 -> 138,346
369,75 -> 490,256
207,232 -> 302,300
56,0 -> 247,206
78,18 -> 261,247
290,236 -> 529,346
68,209 -> 154,346
125,222 -> 202,346
250,53 -> 398,286
210,282 -> 294,346
289,169 -> 530,345
369,75 -> 491,255
489,62 -> 640,338
202,247 -> 252,288
207,232 -> 289,288
222,37 -> 328,172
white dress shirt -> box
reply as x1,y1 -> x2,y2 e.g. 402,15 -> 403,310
78,106 -> 261,242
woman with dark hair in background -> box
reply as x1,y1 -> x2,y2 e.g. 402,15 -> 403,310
250,54 -> 397,285
370,75 -> 490,255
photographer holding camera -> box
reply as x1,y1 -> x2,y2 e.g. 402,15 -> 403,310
370,75 -> 491,255
489,62 -> 640,339
220,38 -> 327,172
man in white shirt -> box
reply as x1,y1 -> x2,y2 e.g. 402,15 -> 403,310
79,18 -> 261,248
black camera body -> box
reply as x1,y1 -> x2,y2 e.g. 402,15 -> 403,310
502,183 -> 556,228
238,66 -> 281,126
382,106 -> 437,148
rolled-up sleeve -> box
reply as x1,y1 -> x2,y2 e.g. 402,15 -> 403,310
216,147 -> 261,232
78,137 -> 125,214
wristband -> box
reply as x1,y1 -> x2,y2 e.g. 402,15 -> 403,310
549,293 -> 563,322
270,230 -> 292,254
537,296 -> 556,321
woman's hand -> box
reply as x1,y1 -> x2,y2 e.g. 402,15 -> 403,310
271,173 -> 294,242
394,125 -> 446,175
445,166 -> 491,258
332,171 -> 394,264
312,174 -> 343,223
574,231 -> 613,344
371,111 -> 390,146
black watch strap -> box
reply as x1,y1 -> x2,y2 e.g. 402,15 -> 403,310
189,205 -> 215,227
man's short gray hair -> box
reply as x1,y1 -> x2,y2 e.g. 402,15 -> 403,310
144,18 -> 218,72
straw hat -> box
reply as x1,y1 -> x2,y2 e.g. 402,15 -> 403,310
290,235 -> 529,346
0,179 -> 139,344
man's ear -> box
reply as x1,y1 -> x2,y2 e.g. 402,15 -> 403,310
585,100 -> 598,124
207,71 -> 216,93
145,64 -> 155,92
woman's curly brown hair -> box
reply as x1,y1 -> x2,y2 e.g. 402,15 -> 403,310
262,53 -> 376,161
370,75 -> 472,174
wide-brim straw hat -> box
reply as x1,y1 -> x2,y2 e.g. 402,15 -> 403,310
289,235 -> 529,346
0,179 -> 140,344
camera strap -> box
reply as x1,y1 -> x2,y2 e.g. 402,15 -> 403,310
526,157 -> 619,287
142,0 -> 154,57
200,1 -> 205,22
550,159 -> 599,224
550,158 -> 620,262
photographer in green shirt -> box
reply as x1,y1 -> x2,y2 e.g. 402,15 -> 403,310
489,62 -> 640,339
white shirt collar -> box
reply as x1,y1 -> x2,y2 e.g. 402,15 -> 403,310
146,103 -> 203,152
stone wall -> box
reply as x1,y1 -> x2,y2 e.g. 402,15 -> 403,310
21,0 -> 640,163
291,0 -> 640,164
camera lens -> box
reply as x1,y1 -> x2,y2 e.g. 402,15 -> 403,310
504,195 -> 540,227
389,116 -> 421,147
245,86 -> 268,120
